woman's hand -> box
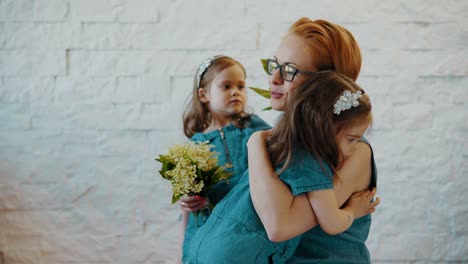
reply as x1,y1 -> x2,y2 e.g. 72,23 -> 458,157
177,195 -> 208,212
345,188 -> 380,219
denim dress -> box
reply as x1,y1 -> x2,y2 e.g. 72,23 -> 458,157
187,150 -> 334,264
182,115 -> 271,263
287,139 -> 378,264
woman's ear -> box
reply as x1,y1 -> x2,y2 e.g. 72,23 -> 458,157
198,88 -> 209,103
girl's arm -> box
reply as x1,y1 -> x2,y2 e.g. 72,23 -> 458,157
305,188 -> 375,235
248,130 -> 379,242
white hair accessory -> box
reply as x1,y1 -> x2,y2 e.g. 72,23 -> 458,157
196,55 -> 223,88
333,90 -> 363,115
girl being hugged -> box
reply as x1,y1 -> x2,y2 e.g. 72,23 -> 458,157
187,71 -> 378,264
178,55 -> 270,263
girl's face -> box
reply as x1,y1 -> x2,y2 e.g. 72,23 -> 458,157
199,65 -> 246,123
335,118 -> 371,160
269,34 -> 318,111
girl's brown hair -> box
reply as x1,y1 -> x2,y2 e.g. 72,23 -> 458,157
183,56 -> 251,138
288,18 -> 362,81
267,71 -> 372,176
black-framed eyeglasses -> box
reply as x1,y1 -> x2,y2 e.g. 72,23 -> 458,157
265,59 -> 318,82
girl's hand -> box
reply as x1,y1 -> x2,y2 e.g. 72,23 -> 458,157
247,129 -> 272,148
346,188 -> 380,219
177,195 -> 208,212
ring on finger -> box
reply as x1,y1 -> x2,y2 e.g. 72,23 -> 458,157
181,202 -> 186,207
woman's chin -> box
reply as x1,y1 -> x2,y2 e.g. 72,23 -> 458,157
270,99 -> 286,111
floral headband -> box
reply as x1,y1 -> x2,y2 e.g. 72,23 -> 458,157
196,55 -> 225,88
333,90 -> 363,115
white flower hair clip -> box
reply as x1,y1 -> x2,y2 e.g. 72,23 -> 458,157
196,55 -> 223,88
333,90 -> 363,115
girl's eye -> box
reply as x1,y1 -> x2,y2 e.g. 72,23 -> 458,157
224,85 -> 231,89
239,85 -> 245,89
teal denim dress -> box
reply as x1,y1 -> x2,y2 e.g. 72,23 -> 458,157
187,150 -> 334,264
287,139 -> 378,264
182,115 -> 271,263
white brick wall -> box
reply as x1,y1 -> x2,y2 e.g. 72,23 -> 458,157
0,0 -> 467,263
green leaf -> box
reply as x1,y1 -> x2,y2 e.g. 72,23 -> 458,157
261,59 -> 269,74
156,154 -> 174,180
249,87 -> 271,99
172,193 -> 182,204
247,87 -> 273,111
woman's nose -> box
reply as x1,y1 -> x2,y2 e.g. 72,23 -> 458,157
270,68 -> 284,85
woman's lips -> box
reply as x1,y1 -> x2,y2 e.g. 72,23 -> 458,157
270,92 -> 284,99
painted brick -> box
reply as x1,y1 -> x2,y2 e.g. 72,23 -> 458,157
64,103 -> 121,130
34,0 -> 68,21
69,0 -> 122,22
159,0 -> 245,22
117,103 -> 179,130
0,0 -> 34,21
369,234 -> 434,261
30,102 -> 67,129
0,103 -> 31,129
113,75 -> 162,103
432,234 -> 468,261
80,23 -> 159,50
0,50 -> 66,76
157,23 -> 257,50
392,103 -> 433,129
118,0 -> 159,22
68,50 -> 155,76
4,22 -> 77,49
0,23 -> 6,47
55,76 -> 115,104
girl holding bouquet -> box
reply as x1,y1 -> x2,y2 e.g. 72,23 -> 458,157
178,55 -> 270,263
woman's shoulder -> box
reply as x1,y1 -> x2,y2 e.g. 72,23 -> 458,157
246,114 -> 271,131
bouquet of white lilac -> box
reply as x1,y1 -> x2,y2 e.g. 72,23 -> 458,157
156,141 -> 232,206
